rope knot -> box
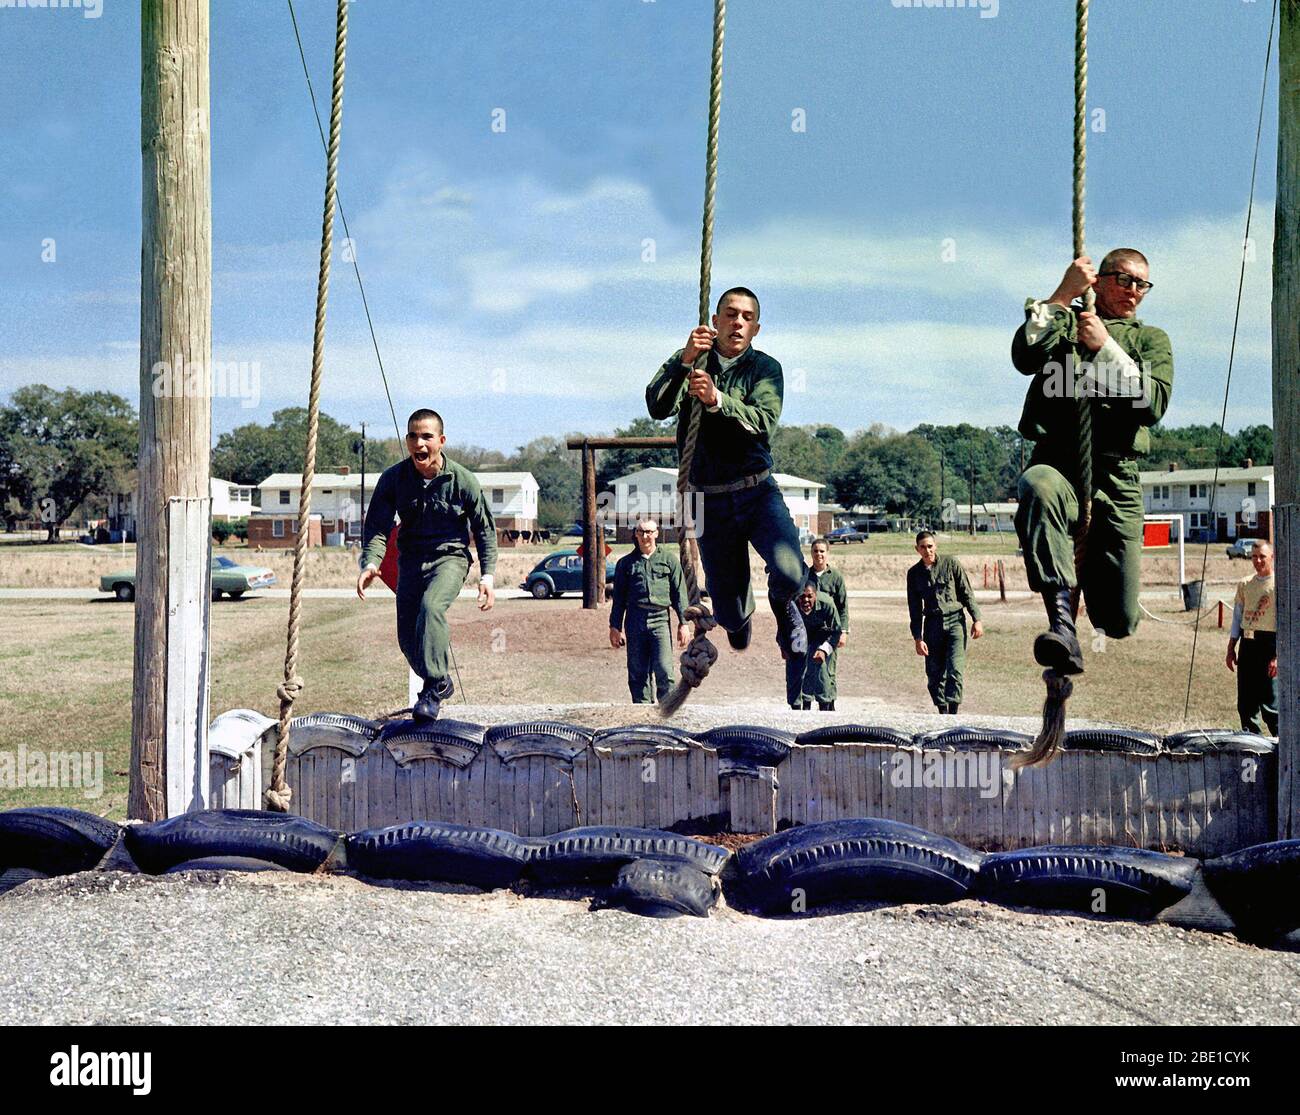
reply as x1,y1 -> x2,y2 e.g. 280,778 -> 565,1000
679,633 -> 719,689
277,676 -> 304,706
263,785 -> 293,813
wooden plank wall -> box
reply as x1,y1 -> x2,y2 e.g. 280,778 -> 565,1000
220,735 -> 1276,856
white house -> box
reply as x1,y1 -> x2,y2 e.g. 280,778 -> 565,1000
107,476 -> 257,538
1140,465 -> 1274,542
252,467 -> 538,548
609,466 -> 824,540
950,501 -> 1020,532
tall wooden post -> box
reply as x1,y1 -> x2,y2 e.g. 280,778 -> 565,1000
1275,0 -> 1299,839
131,0 -> 212,822
582,440 -> 600,608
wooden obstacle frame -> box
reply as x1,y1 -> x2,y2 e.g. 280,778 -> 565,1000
208,715 -> 1276,858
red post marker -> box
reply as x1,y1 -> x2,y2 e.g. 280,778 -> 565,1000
378,525 -> 400,592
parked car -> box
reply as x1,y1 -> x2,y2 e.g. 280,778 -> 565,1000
99,555 -> 277,602
1226,538 -> 1263,560
561,521 -> 615,540
519,549 -> 617,599
825,526 -> 868,545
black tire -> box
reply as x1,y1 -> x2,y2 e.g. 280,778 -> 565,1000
485,721 -> 593,747
114,583 -> 134,602
610,859 -> 718,918
977,845 -> 1198,920
1063,728 -> 1162,755
377,719 -> 485,768
919,727 -> 1034,751
347,821 -> 537,888
699,725 -> 794,768
164,856 -> 289,874
0,866 -> 51,895
528,826 -> 730,886
0,807 -> 121,875
227,590 -> 245,600
211,589 -> 222,601
530,580 -> 552,600
735,818 -> 983,914
1203,840 -> 1300,940
795,725 -> 913,748
591,724 -> 700,750
1162,728 -> 1277,754
124,809 -> 342,875
293,712 -> 381,740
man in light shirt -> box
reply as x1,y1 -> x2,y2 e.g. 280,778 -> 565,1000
1011,249 -> 1174,676
357,409 -> 496,721
1226,540 -> 1278,736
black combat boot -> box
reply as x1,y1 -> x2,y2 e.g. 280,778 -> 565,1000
413,675 -> 454,722
818,700 -> 835,712
727,618 -> 752,651
1034,589 -> 1085,675
944,703 -> 959,716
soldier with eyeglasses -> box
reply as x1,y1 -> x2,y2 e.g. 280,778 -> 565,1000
1011,249 -> 1175,676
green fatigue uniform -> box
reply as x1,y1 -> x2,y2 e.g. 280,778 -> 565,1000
1232,572 -> 1278,736
809,565 -> 849,689
907,554 -> 981,711
785,592 -> 843,709
361,455 -> 497,683
646,346 -> 807,639
609,547 -> 689,704
1012,298 -> 1174,638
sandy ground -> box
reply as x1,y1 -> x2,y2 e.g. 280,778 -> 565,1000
0,870 -> 1295,1025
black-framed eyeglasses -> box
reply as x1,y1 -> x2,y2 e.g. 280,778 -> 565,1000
1099,271 -> 1154,293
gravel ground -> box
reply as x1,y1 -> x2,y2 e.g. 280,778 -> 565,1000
1,871 -> 1296,1025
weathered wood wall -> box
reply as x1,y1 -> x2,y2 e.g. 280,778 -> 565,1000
213,728 -> 1276,857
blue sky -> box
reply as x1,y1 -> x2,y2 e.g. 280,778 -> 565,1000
0,0 -> 1282,453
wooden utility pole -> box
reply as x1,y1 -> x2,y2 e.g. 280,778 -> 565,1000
1276,0 -> 1298,839
130,0 -> 212,821
566,437 -> 676,607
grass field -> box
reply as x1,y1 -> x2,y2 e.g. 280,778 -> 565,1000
0,587 -> 1244,818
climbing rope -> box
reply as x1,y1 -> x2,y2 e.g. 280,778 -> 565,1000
660,0 -> 726,717
267,0 -> 349,811
1018,0 -> 1093,769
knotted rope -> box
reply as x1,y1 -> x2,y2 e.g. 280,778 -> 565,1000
1018,0 -> 1092,769
660,0 -> 726,718
267,0 -> 349,810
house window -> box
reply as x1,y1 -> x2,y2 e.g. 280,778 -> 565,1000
804,489 -> 811,500
289,519 -> 297,534
492,488 -> 503,504
279,490 -> 290,505
272,520 -> 285,538
1247,482 -> 1257,496
629,484 -> 637,496
661,484 -> 671,496
347,520 -> 361,538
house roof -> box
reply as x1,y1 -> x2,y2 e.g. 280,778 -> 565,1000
613,467 -> 679,485
612,466 -> 826,489
1139,466 -> 1273,485
260,470 -> 537,490
773,473 -> 824,490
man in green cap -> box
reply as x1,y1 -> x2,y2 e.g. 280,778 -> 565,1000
646,286 -> 809,659
1012,249 -> 1174,674
807,536 -> 849,689
357,409 -> 497,721
609,517 -> 690,703
907,530 -> 983,715
785,582 -> 843,711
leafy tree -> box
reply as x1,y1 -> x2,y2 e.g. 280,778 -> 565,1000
210,408 -> 396,486
507,435 -> 584,528
594,417 -> 677,490
829,430 -> 939,518
0,386 -> 137,541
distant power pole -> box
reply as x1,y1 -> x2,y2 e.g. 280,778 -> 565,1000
969,449 -> 976,537
359,421 -> 367,526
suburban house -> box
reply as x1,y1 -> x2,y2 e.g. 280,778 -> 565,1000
248,468 -> 540,549
1139,463 -> 1274,542
107,476 -> 258,541
608,466 -> 824,542
949,501 -> 1020,533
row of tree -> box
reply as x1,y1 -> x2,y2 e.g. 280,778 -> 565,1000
0,385 -> 1280,539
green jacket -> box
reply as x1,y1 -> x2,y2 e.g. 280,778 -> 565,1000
645,345 -> 782,486
361,455 -> 497,574
609,547 -> 688,631
1012,299 -> 1173,468
809,566 -> 849,633
907,554 -> 980,640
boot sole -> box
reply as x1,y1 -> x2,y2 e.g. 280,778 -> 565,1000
1034,633 -> 1085,676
